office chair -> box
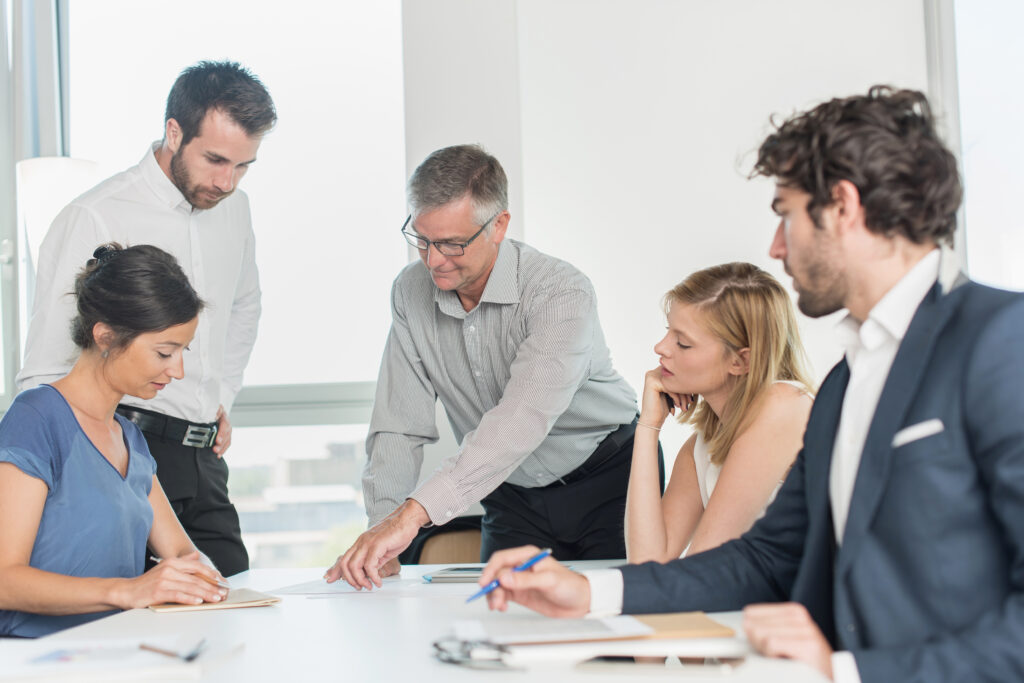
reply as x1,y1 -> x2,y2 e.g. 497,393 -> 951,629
398,515 -> 483,564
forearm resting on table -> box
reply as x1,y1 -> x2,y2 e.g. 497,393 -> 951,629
0,565 -> 127,615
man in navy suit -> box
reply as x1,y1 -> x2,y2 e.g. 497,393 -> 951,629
479,86 -> 1024,682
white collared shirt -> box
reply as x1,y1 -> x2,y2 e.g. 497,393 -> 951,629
829,248 -> 940,543
16,144 -> 261,422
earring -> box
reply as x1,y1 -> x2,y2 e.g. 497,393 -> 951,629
101,350 -> 109,359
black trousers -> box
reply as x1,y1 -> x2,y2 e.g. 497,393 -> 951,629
144,436 -> 249,577
479,418 -> 664,562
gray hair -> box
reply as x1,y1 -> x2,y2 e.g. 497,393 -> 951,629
407,144 -> 508,225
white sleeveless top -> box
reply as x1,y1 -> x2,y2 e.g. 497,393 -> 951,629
692,380 -> 809,513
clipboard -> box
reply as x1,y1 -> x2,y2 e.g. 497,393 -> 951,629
148,587 -> 281,612
439,612 -> 739,668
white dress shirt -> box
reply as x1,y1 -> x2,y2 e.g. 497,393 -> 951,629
17,144 -> 261,422
828,248 -> 940,544
583,249 -> 942,683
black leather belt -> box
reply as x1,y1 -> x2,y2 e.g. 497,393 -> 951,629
116,405 -> 218,449
544,416 -> 638,488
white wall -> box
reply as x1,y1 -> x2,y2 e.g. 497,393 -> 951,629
515,0 -> 928,460
404,0 -> 930,482
402,0 -> 525,239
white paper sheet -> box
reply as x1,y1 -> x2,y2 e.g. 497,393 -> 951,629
270,576 -> 482,598
0,636 -> 242,682
454,615 -> 654,645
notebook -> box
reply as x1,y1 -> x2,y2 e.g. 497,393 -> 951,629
148,587 -> 280,613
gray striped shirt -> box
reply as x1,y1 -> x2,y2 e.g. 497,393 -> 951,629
363,239 -> 637,526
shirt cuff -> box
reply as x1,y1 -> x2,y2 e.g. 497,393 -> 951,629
409,476 -> 463,526
580,569 -> 624,618
831,651 -> 861,683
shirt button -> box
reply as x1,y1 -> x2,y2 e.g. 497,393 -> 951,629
468,325 -> 475,332
445,510 -> 452,518
474,370 -> 481,377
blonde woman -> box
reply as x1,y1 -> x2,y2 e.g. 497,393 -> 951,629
625,262 -> 813,563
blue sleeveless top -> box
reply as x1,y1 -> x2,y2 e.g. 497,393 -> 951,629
0,385 -> 157,637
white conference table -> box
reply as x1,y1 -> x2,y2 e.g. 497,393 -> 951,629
39,564 -> 828,682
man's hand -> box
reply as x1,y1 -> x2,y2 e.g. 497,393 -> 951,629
324,500 -> 429,589
213,405 -> 232,458
743,603 -> 834,679
479,545 -> 591,618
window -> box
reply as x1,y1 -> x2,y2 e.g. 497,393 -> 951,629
954,0 -> 1024,291
61,0 -> 407,565
230,424 -> 369,568
65,0 -> 408,384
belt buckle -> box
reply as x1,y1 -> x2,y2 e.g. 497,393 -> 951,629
183,424 -> 217,448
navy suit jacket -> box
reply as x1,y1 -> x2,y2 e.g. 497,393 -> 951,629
619,278 -> 1024,682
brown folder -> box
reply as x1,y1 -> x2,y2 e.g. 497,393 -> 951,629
148,587 -> 281,613
632,612 -> 735,639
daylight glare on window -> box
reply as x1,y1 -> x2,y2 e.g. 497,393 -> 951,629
65,0 -> 408,384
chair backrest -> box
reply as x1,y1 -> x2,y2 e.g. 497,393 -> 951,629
418,529 -> 482,565
398,514 -> 483,564
15,157 -> 101,356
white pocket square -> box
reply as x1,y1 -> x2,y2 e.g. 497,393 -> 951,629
892,419 -> 945,448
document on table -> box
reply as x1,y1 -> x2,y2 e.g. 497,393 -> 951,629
455,615 -> 653,645
271,576 -> 477,598
0,636 -> 243,681
270,577 -> 395,595
454,611 -> 734,645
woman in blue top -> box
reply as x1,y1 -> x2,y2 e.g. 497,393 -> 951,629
0,243 -> 228,637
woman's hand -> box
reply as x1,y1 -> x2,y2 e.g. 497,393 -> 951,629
111,552 -> 227,609
639,367 -> 688,427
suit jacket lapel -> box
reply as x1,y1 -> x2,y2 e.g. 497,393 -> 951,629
836,281 -> 963,579
805,360 -> 850,518
797,359 -> 848,647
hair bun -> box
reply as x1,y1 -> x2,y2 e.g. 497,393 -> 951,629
88,242 -> 124,267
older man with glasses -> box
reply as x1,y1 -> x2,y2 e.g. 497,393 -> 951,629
326,144 -> 643,589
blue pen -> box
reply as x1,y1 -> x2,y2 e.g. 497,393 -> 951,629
465,548 -> 552,603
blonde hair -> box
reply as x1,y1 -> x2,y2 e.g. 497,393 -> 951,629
666,262 -> 813,465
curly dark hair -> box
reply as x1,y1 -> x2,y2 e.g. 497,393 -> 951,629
752,86 -> 961,245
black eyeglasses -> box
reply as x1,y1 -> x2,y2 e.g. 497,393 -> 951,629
400,211 -> 500,256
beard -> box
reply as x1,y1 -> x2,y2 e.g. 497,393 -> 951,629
790,246 -> 846,318
169,148 -> 230,210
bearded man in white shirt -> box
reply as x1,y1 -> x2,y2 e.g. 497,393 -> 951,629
18,60 -> 276,577
479,86 -> 1024,683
